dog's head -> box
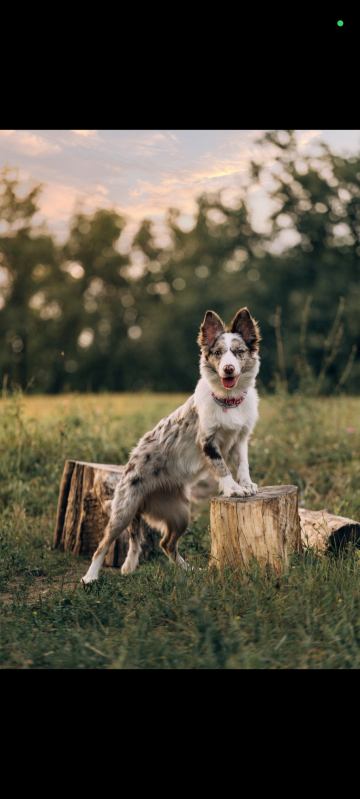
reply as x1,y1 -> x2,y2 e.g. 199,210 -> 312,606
197,308 -> 261,392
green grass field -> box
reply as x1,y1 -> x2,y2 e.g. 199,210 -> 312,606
1,390 -> 360,669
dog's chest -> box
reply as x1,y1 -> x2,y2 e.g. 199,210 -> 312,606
199,395 -> 251,436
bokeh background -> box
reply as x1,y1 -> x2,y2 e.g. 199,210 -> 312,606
1,128 -> 359,395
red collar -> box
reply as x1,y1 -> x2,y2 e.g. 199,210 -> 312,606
211,390 -> 247,410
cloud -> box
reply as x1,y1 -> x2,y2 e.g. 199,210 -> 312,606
122,143 -> 253,226
71,130 -> 97,137
191,153 -> 252,182
95,184 -> 109,195
0,130 -> 61,156
39,183 -> 82,222
102,130 -> 174,161
39,182 -> 113,222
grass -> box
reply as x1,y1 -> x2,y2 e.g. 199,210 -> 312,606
1,389 -> 360,669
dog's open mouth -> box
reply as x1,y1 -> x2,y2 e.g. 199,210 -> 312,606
221,376 -> 238,388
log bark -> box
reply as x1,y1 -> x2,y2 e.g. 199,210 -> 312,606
298,508 -> 360,552
54,460 -> 158,568
210,485 -> 301,575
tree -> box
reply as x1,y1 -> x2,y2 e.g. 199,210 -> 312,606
0,168 -> 61,389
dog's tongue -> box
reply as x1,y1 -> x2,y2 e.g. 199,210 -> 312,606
222,376 -> 237,388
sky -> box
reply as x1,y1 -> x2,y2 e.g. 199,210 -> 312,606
1,129 -> 360,251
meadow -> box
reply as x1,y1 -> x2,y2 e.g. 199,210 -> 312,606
1,389 -> 360,669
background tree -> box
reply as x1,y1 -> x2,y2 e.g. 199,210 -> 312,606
0,168 -> 61,390
247,130 -> 360,392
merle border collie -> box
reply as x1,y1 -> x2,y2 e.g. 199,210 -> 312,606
82,307 -> 260,583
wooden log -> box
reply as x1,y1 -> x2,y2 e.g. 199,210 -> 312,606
54,460 -> 158,568
210,485 -> 301,575
299,508 -> 360,552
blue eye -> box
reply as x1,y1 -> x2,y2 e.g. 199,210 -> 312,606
215,350 -> 221,356
238,349 -> 245,355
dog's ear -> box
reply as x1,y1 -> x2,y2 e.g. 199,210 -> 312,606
229,308 -> 261,352
198,310 -> 225,348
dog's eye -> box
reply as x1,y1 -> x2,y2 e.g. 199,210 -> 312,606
214,350 -> 221,356
238,349 -> 245,355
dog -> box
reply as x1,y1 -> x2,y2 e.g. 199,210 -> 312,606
81,307 -> 261,583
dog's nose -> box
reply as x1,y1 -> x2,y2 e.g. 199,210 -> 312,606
223,365 -> 235,374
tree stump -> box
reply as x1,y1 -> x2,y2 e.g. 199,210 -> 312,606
210,485 -> 301,575
298,508 -> 360,552
53,460 -> 158,568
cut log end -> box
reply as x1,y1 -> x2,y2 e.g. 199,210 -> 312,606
210,485 -> 302,575
298,508 -> 360,553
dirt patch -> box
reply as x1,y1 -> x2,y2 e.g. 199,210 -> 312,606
0,562 -> 95,606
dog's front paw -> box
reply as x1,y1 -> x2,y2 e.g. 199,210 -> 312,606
220,478 -> 250,498
226,482 -> 250,498
243,481 -> 258,496
237,476 -> 258,496
230,487 -> 250,497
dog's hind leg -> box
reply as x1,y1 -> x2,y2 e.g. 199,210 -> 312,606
160,525 -> 188,569
142,488 -> 191,569
158,493 -> 191,570
81,525 -> 116,584
81,482 -> 143,584
121,513 -> 144,575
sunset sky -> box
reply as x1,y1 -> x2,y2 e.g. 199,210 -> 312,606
1,129 -> 360,251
